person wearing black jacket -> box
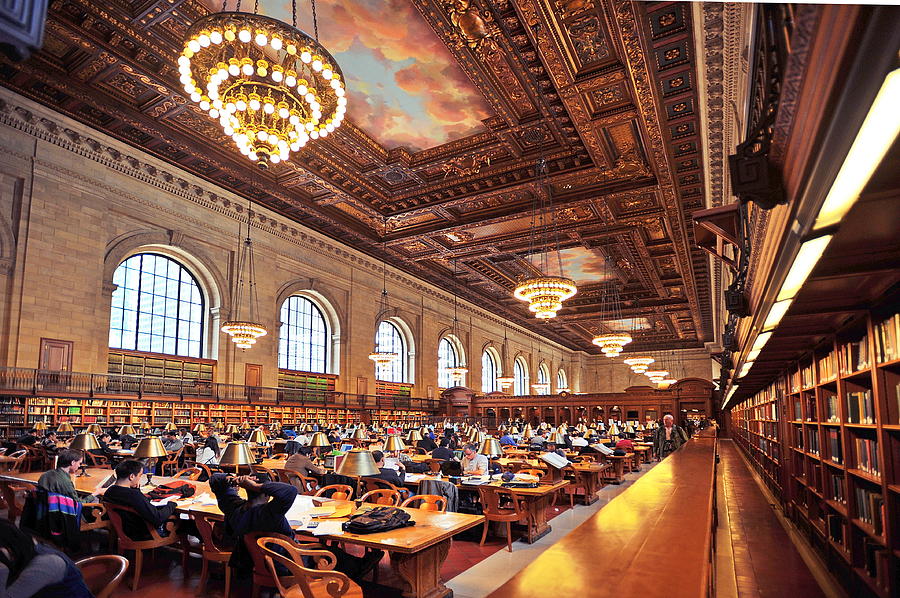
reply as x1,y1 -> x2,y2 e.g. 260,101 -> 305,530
103,459 -> 176,540
416,435 -> 437,452
367,450 -> 406,487
209,473 -> 382,578
430,438 -> 455,461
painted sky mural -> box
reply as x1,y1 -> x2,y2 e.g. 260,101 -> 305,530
216,0 -> 492,150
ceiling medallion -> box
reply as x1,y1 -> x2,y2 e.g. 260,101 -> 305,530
179,3 -> 346,169
623,356 -> 654,373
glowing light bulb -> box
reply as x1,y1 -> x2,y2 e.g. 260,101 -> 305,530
210,31 -> 222,44
188,39 -> 201,53
272,70 -> 283,82
311,59 -> 322,71
242,63 -> 253,76
228,64 -> 240,76
300,51 -> 312,63
285,75 -> 296,87
249,99 -> 260,110
255,33 -> 267,46
198,34 -> 210,47
238,29 -> 251,42
263,103 -> 274,114
270,37 -> 282,50
322,69 -> 333,80
278,107 -> 289,119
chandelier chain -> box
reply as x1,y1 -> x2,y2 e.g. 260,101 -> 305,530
311,0 -> 319,41
253,0 -> 259,14
292,0 -> 297,27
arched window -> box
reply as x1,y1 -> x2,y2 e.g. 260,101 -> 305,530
537,363 -> 550,395
109,253 -> 204,357
279,295 -> 328,373
557,369 -> 568,392
481,349 -> 499,393
375,320 -> 406,382
437,337 -> 461,388
514,357 -> 528,396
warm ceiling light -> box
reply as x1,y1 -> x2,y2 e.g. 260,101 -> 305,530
531,382 -> 550,394
739,361 -> 754,378
221,320 -> 267,349
180,12 -> 346,168
751,331 -> 773,352
445,366 -> 469,381
623,356 -> 654,373
645,369 -> 668,383
657,378 -> 677,388
592,333 -> 632,357
776,235 -> 833,301
496,375 -> 514,389
368,351 -> 398,366
762,298 -> 793,331
514,276 -> 577,319
814,67 -> 900,230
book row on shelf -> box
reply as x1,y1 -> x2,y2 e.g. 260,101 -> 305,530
0,396 -> 434,434
731,309 -> 899,597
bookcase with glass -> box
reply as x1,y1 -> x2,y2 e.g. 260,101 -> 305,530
732,308 -> 900,597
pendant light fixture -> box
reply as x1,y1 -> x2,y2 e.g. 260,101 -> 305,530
369,235 -> 398,367
443,259 -> 468,384
496,325 -> 514,390
530,341 -> 549,395
221,198 -> 267,349
513,156 -> 576,319
591,230 -> 631,356
180,0 -> 347,168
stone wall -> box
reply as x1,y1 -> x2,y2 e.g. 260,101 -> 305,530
0,88 -> 713,395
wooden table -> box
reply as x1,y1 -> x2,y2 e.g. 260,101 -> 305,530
494,458 -> 611,505
487,433 -> 718,598
2,468 -> 483,598
403,474 -> 567,543
601,454 -> 634,484
633,445 -> 651,465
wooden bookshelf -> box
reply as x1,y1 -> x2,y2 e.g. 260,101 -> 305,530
732,308 -> 900,597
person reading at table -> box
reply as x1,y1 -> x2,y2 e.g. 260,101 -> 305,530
162,431 -> 183,452
208,473 -> 382,578
103,459 -> 177,540
543,441 -> 566,459
89,433 -> 114,459
37,449 -> 98,516
16,428 -> 40,446
197,436 -> 220,465
431,438 -> 455,461
461,444 -> 488,475
367,450 -> 405,487
39,431 -> 60,455
499,431 -> 516,446
416,434 -> 437,452
284,445 -> 325,477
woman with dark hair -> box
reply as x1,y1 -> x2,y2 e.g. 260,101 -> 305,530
197,435 -> 220,465
0,520 -> 93,598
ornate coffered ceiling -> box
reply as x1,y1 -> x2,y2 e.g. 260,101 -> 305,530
0,0 -> 728,353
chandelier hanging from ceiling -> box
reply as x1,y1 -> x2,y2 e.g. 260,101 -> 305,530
591,243 -> 632,356
443,260 -> 469,383
623,356 -> 654,374
369,232 -> 398,366
495,326 -> 514,390
513,156 -> 576,319
221,198 -> 267,349
179,0 -> 346,169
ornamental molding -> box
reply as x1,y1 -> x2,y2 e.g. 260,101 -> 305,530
0,88 -> 569,349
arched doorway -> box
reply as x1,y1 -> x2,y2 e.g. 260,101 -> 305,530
543,406 -> 555,425
528,407 -> 539,426
591,406 -> 604,422
499,407 -> 511,421
559,407 -> 571,425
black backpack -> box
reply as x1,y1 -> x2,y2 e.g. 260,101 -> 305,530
342,507 -> 415,534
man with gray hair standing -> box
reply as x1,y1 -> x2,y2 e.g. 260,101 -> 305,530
653,414 -> 688,460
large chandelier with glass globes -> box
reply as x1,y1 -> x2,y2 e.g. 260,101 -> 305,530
623,356 -> 654,374
369,234 -> 398,367
179,1 -> 346,169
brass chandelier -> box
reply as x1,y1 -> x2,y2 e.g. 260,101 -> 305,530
513,157 -> 576,319
591,238 -> 632,356
623,356 -> 654,374
221,198 -> 267,349
442,260 -> 468,384
369,234 -> 398,366
495,326 -> 514,390
180,0 -> 346,168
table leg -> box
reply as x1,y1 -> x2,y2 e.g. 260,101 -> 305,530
612,459 -> 625,483
580,473 -> 599,505
389,538 -> 452,598
523,494 -> 554,543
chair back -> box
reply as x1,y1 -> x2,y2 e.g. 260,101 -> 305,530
171,467 -> 203,480
269,453 -> 287,460
250,464 -> 277,481
84,451 -> 110,468
257,536 -> 357,598
8,450 -> 27,472
361,477 -> 408,499
425,458 -> 443,473
476,485 -> 523,520
313,484 -> 354,501
75,555 -> 129,598
359,489 -> 400,506
103,501 -> 175,549
181,444 -> 197,466
274,469 -> 319,495
191,511 -> 231,555
517,468 -> 545,480
243,531 -> 296,589
0,480 -> 34,521
401,494 -> 447,512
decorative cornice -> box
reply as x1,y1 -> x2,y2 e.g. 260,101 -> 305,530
0,87 -> 573,352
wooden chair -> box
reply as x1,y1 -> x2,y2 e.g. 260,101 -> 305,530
313,484 -> 354,501
103,501 -> 182,591
243,531 -> 319,598
517,468 -> 545,480
361,477 -> 410,501
401,494 -> 447,512
359,489 -> 401,506
6,450 -> 27,473
171,467 -> 203,481
192,511 -> 232,598
251,463 -> 278,481
476,485 -> 528,552
573,454 -> 596,463
558,465 -> 588,508
425,458 -> 443,474
84,451 -> 111,469
274,468 -> 319,495
75,555 -> 129,598
270,453 -> 287,460
0,480 -> 34,523
257,536 -> 363,598
24,445 -> 46,472
159,447 -> 183,476
79,501 -> 108,534
181,444 -> 197,467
